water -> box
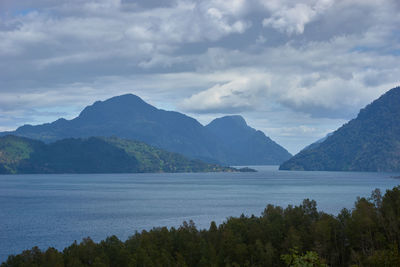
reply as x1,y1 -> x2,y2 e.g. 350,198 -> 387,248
1,166 -> 399,262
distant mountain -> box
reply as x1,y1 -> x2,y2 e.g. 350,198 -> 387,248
300,133 -> 333,152
1,94 -> 291,165
0,135 -> 235,174
280,86 -> 400,172
206,115 -> 292,165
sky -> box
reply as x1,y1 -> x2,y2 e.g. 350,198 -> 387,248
0,0 -> 399,154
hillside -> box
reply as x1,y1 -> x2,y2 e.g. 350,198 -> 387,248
0,135 -> 234,174
0,94 -> 291,165
280,86 -> 400,172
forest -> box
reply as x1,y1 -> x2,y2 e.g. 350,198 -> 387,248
3,186 -> 400,267
0,135 -> 235,174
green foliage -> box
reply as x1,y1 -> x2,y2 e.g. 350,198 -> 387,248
281,249 -> 327,267
280,86 -> 400,172
0,136 -> 42,174
0,135 -> 235,174
5,186 -> 400,266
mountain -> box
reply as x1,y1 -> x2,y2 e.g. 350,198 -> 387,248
300,133 -> 333,152
3,94 -> 222,162
206,115 -> 292,165
0,135 -> 235,174
1,94 -> 291,165
280,86 -> 400,172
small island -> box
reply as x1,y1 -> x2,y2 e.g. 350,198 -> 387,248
237,167 -> 257,172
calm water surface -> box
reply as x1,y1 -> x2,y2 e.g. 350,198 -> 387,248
1,166 -> 399,262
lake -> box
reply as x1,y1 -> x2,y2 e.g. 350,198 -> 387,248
1,166 -> 399,262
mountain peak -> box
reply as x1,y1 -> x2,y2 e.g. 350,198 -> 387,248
105,93 -> 147,104
357,86 -> 400,120
206,115 -> 291,165
78,93 -> 156,120
207,115 -> 248,128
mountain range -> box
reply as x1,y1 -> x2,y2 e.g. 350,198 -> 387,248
0,135 -> 236,174
0,94 -> 291,165
280,86 -> 400,172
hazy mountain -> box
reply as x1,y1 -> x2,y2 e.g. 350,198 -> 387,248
1,94 -> 290,165
206,115 -> 292,165
0,135 -> 235,174
280,86 -> 400,172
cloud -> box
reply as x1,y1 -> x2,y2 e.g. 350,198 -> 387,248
272,75 -> 391,119
1,0 -> 251,52
179,74 -> 270,113
261,0 -> 333,35
179,26 -> 400,119
0,0 -> 400,153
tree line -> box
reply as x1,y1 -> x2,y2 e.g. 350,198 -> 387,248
3,186 -> 400,266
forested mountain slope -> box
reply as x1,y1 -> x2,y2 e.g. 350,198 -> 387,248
280,86 -> 400,172
0,135 -> 234,174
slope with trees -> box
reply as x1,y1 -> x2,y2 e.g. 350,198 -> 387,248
280,86 -> 400,172
0,135 -> 235,174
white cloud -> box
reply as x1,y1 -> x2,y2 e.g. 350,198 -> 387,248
179,74 -> 270,113
261,0 -> 333,35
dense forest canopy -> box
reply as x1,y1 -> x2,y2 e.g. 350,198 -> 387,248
3,186 -> 400,266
